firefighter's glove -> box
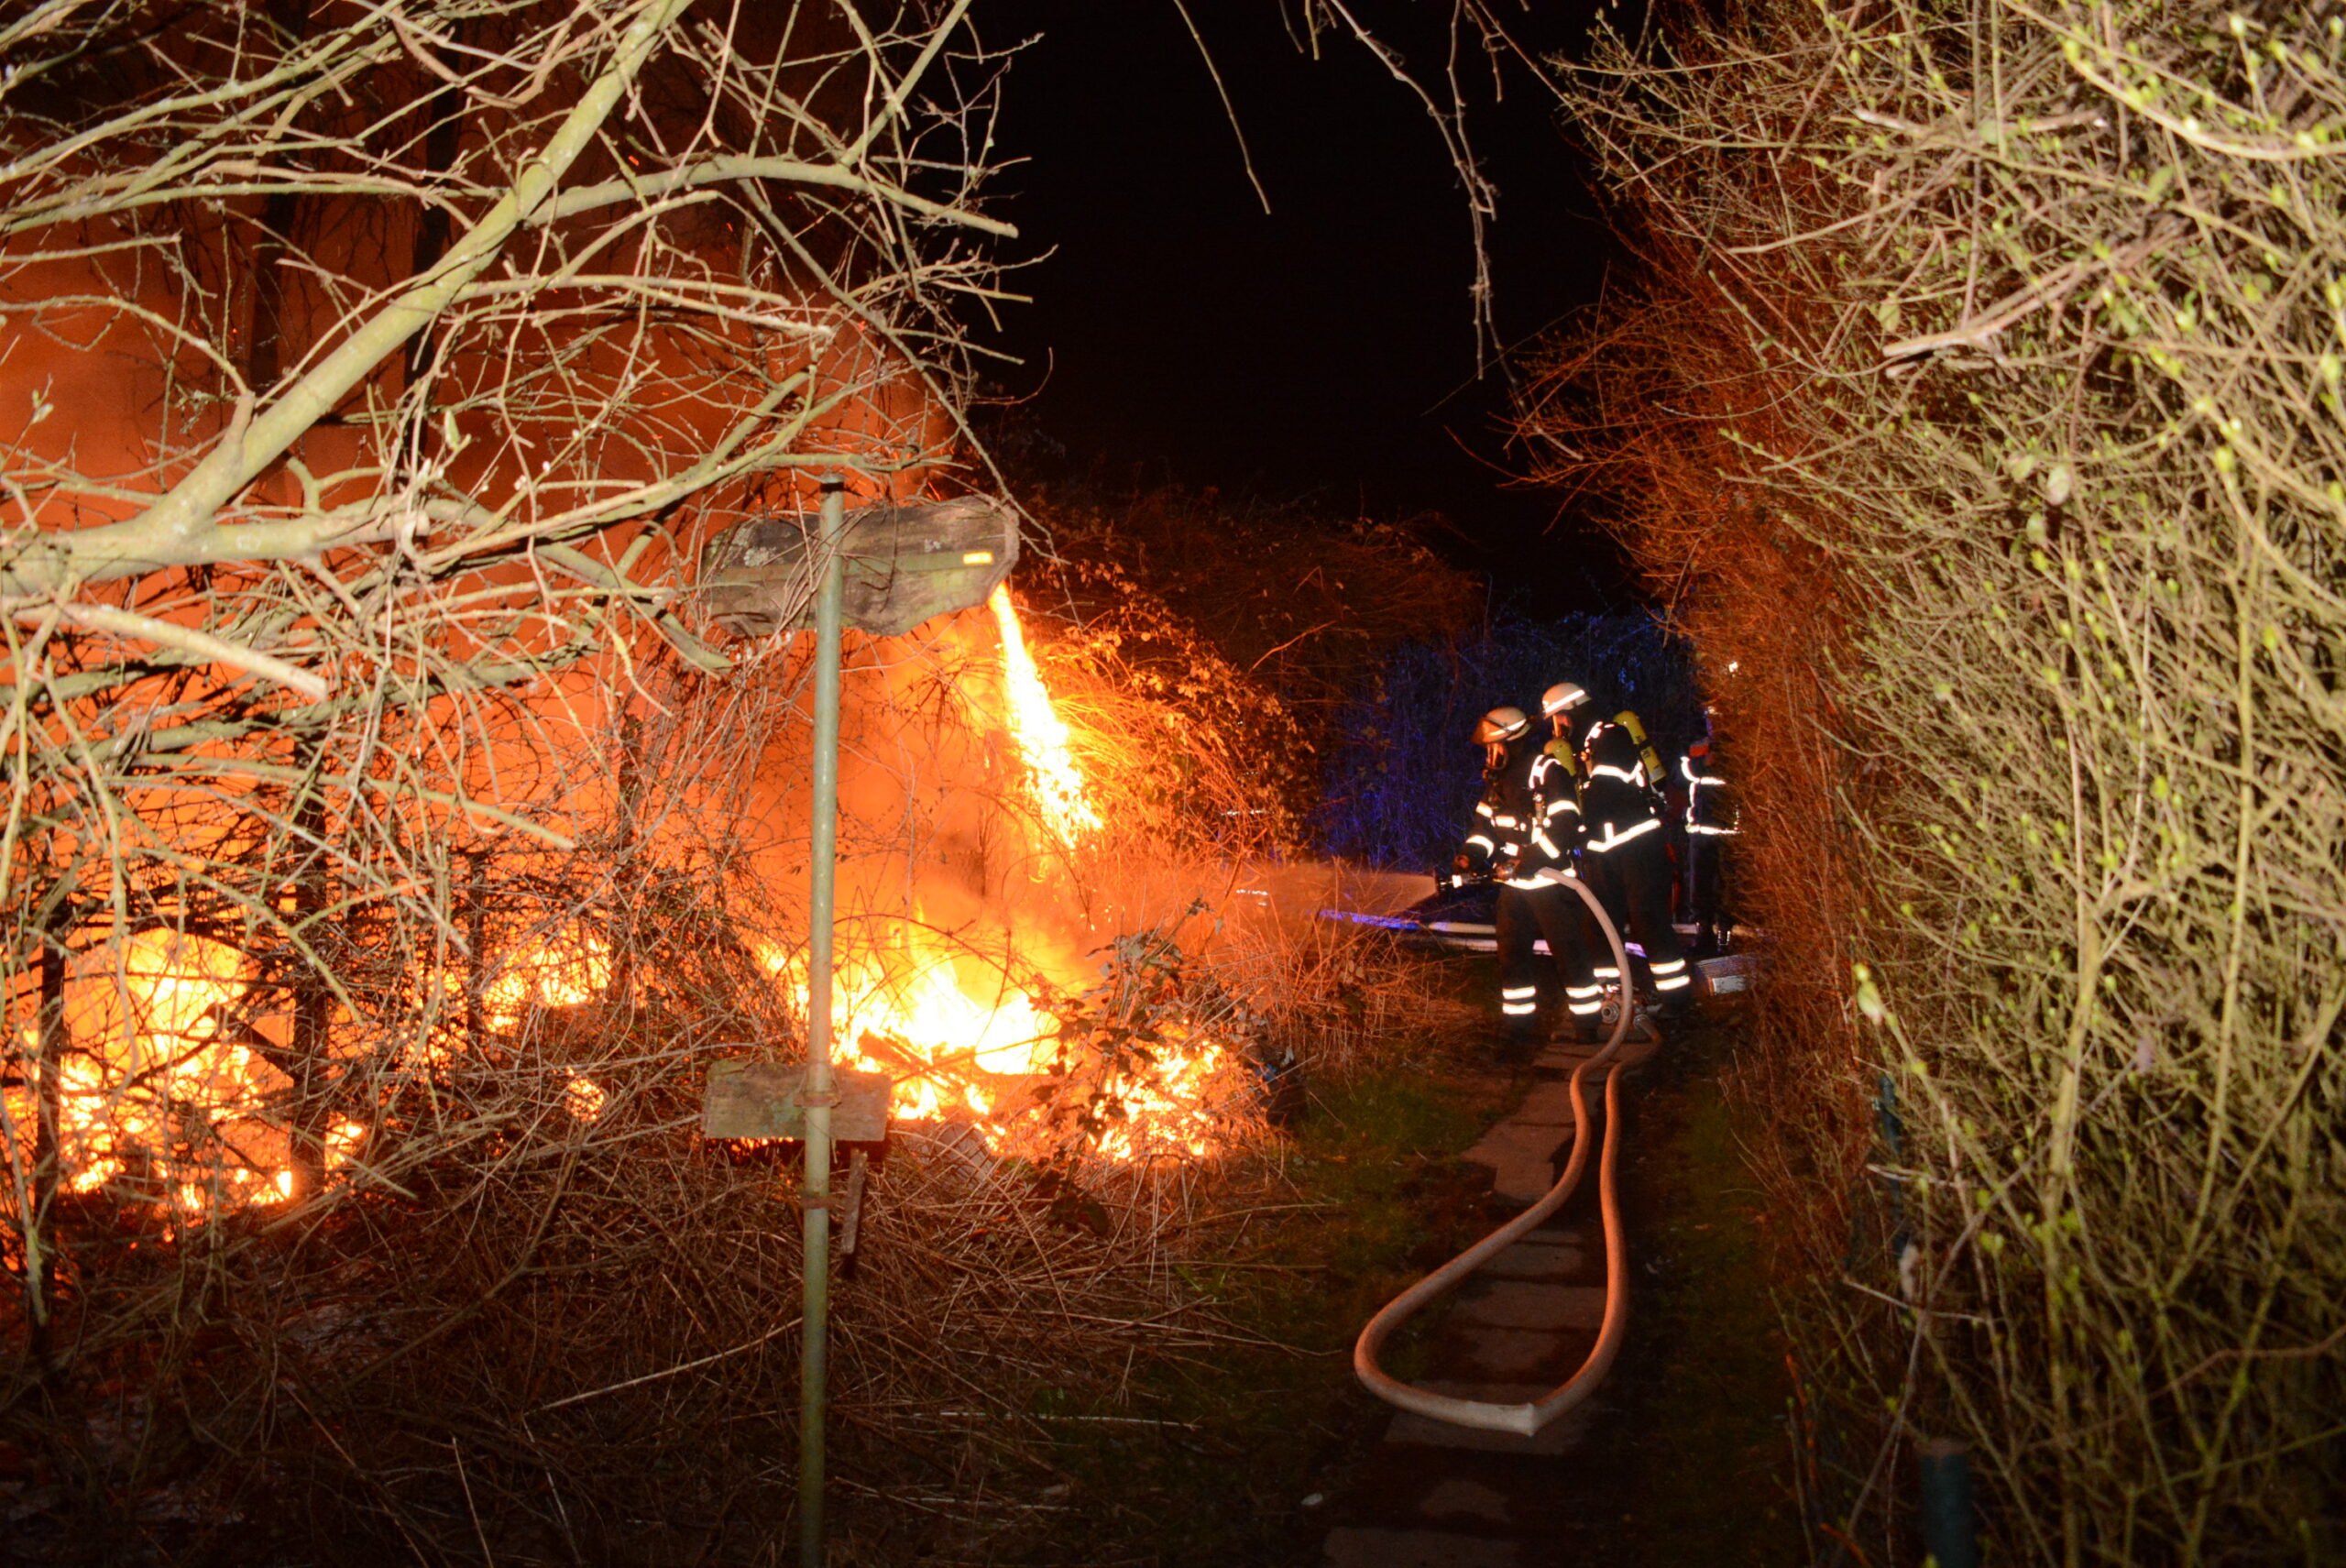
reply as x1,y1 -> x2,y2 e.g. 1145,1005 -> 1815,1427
1491,851 -> 1522,883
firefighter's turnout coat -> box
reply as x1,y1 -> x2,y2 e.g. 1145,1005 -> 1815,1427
1681,737 -> 1737,839
1463,740 -> 1597,1029
1575,711 -> 1693,997
1577,713 -> 1665,854
1680,734 -> 1737,954
1463,740 -> 1575,887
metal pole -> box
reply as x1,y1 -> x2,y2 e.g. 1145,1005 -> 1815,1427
799,477 -> 847,1568
1918,1436 -> 1979,1568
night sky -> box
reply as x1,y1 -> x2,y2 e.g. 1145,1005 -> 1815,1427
977,0 -> 1633,610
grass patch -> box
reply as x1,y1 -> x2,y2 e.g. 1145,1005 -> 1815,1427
906,959 -> 1805,1567
1598,1006 -> 1803,1565
1008,992 -> 1518,1566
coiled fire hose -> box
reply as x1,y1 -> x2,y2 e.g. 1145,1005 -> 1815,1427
1353,874 -> 1637,1435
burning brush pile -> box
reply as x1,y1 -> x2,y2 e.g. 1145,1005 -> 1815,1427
2,577 -> 1413,1564
745,587 -> 1259,1166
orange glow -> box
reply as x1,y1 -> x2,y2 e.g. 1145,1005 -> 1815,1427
325,1118 -> 367,1174
732,591 -> 1240,1160
989,585 -> 1102,841
483,928 -> 612,1027
1082,1022 -> 1232,1162
11,579 -> 1242,1236
762,927 -> 1058,1119
762,922 -> 1234,1160
27,918 -> 623,1225
50,929 -> 293,1214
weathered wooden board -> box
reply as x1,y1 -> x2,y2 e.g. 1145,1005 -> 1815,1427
699,497 -> 1018,638
702,1061 -> 893,1143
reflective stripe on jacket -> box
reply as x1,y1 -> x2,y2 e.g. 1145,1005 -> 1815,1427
1464,740 -> 1571,885
1682,742 -> 1738,837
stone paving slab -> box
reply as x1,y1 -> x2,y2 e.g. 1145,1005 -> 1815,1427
1479,1240 -> 1587,1280
1507,1080 -> 1583,1126
1461,1121 -> 1563,1167
1419,1477 -> 1512,1523
1452,1280 -> 1607,1332
1532,1035 -> 1663,1074
1509,1224 -> 1585,1246
1449,1326 -> 1582,1380
1383,1382 -> 1603,1457
1459,1124 -> 1569,1205
1323,1526 -> 1523,1567
1321,1035 -> 1647,1566
1384,1404 -> 1600,1459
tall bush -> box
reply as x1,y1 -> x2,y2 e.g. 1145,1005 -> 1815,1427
1525,1 -> 2346,1560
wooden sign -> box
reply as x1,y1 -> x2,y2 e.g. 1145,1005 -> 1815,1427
702,1061 -> 893,1144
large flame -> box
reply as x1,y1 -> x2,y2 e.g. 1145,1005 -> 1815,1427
749,591 -> 1235,1160
759,931 -> 1054,1123
762,920 -> 1233,1161
989,584 -> 1102,842
11,587 -> 1229,1229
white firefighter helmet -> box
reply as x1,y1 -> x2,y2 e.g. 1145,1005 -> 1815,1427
1540,681 -> 1591,718
1474,706 -> 1530,745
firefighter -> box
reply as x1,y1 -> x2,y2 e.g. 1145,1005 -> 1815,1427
1453,706 -> 1586,1042
1535,682 -> 1608,1038
1681,705 -> 1738,958
1552,685 -> 1694,1015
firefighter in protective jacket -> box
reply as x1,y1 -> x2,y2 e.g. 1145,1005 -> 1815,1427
1534,682 -> 1608,1036
1453,706 -> 1592,1041
1550,685 -> 1694,1013
1681,705 -> 1738,958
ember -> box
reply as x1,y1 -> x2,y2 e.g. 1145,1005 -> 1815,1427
5,587 -> 1245,1232
763,921 -> 1238,1162
484,928 -> 613,1027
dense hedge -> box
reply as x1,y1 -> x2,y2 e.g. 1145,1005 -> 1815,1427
1526,1 -> 2346,1561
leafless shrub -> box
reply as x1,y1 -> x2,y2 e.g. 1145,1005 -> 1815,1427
1523,0 -> 2346,1560
1,0 -> 1013,1298
0,3 -> 1515,1557
0,564 -> 1443,1560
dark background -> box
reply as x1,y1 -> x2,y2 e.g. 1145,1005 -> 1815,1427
975,0 -> 1635,610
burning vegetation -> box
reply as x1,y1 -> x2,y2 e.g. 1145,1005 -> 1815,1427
0,3 -> 1466,1557
0,0 -> 1531,1556
6,581 -> 1251,1237
1,480 -> 1457,1560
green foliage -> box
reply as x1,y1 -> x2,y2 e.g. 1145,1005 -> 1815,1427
1528,0 -> 2346,1560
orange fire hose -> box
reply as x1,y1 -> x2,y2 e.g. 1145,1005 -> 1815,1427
1352,873 -> 1638,1435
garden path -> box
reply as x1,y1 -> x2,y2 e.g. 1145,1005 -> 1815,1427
1313,1035 -> 1660,1567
